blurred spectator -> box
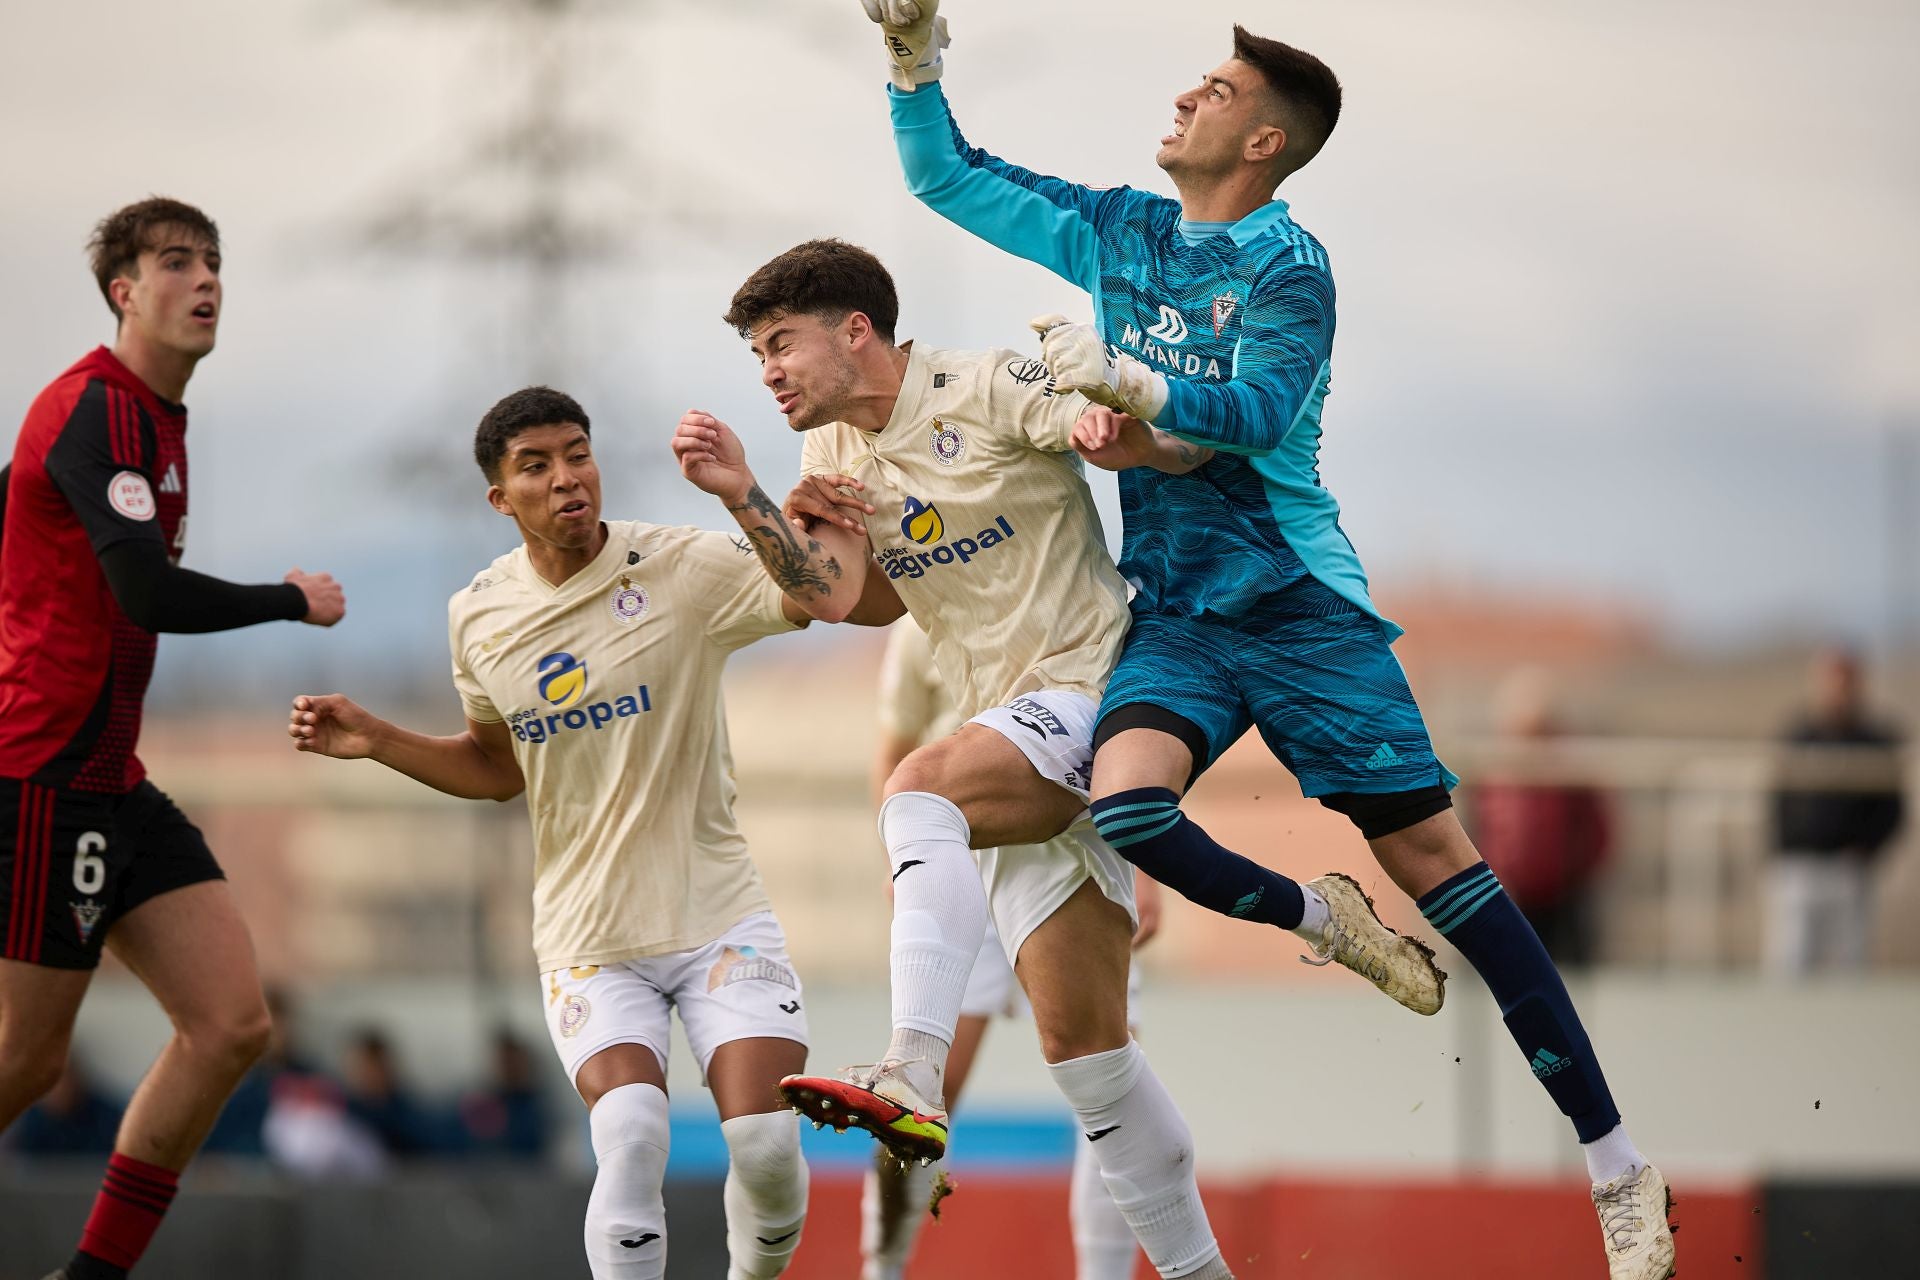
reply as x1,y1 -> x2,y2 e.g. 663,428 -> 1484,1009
7,1052 -> 122,1156
1768,647 -> 1904,974
456,1028 -> 549,1160
243,992 -> 387,1179
1466,670 -> 1613,966
341,1028 -> 441,1157
263,1073 -> 388,1181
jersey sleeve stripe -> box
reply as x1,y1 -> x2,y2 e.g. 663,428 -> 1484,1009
105,384 -> 125,465
109,386 -> 138,466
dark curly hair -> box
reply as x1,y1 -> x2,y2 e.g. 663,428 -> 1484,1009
474,386 -> 591,482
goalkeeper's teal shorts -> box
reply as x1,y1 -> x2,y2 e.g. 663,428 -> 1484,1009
1097,574 -> 1458,798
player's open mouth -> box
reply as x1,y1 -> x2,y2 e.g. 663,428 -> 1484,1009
557,500 -> 590,518
1163,119 -> 1188,144
191,303 -> 216,322
775,392 -> 799,415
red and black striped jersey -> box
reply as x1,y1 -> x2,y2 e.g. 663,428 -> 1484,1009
0,347 -> 190,792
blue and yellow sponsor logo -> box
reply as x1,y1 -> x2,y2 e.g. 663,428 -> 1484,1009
537,651 -> 588,708
877,498 -> 1017,582
901,496 -> 944,545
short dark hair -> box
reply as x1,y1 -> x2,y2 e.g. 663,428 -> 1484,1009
474,386 -> 591,482
87,197 -> 220,320
1231,27 -> 1342,169
723,239 -> 899,343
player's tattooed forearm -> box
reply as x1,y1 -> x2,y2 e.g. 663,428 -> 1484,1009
1175,441 -> 1211,467
729,485 -> 838,598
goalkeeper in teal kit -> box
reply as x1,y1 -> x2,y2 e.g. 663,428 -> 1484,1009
844,4 -> 1676,1276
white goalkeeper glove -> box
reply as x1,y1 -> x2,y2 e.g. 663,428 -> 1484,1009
1029,314 -> 1169,423
859,0 -> 950,92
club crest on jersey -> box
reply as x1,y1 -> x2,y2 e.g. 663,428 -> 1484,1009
537,651 -> 588,708
901,497 -> 945,545
707,945 -> 798,994
929,418 -> 966,467
107,471 -> 156,521
1212,292 -> 1240,335
70,899 -> 104,945
609,575 -> 650,625
558,994 -> 591,1038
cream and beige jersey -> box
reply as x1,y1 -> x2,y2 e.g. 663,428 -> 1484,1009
447,520 -> 799,972
876,615 -> 962,744
802,342 -> 1131,718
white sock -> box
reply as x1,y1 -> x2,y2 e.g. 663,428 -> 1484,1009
1292,884 -> 1331,946
1581,1123 -> 1646,1185
1072,1126 -> 1139,1280
1048,1043 -> 1230,1280
585,1083 -> 671,1279
879,791 -> 988,1103
721,1111 -> 809,1279
861,1148 -> 938,1278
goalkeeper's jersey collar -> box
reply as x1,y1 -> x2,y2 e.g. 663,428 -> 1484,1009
1174,200 -> 1294,248
1226,198 -> 1294,248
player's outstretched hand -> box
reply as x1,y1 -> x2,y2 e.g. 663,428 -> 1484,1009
859,0 -> 948,92
288,693 -> 380,760
786,473 -> 874,534
673,411 -> 753,504
1030,314 -> 1170,423
1072,406 -> 1148,472
287,569 -> 346,627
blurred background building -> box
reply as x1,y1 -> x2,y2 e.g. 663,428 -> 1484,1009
3,0 -> 1918,1275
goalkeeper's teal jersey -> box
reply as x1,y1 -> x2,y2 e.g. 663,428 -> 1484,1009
892,84 -> 1394,637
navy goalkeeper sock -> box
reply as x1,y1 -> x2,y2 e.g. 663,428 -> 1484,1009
1089,788 -> 1306,929
1418,862 -> 1622,1142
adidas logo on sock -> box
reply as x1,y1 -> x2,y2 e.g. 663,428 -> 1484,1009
1230,887 -> 1265,918
1363,743 -> 1400,770
1531,1048 -> 1573,1079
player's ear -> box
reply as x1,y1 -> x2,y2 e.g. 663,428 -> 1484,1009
1246,122 -> 1287,164
485,484 -> 514,517
845,310 -> 873,348
109,273 -> 138,321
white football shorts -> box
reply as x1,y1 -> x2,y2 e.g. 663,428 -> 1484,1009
540,910 -> 808,1089
967,688 -> 1137,961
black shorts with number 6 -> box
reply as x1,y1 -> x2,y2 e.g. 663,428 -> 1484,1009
0,778 -> 225,970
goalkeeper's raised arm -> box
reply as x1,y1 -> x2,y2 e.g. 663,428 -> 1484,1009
861,0 -> 1133,293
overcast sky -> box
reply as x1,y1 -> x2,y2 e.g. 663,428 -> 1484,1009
2,0 -> 1916,698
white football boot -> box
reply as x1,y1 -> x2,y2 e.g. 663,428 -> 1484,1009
1591,1162 -> 1677,1280
1299,872 -> 1447,1015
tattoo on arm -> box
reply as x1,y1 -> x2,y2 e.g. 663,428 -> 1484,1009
727,485 -> 842,597
1174,440 -> 1211,467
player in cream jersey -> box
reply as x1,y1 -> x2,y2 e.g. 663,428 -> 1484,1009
863,617 -> 1151,1280
798,343 -> 1128,721
288,387 -> 900,1280
450,517 -> 779,970
676,239 -> 1240,1280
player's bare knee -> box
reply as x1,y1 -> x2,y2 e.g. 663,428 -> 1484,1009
183,997 -> 272,1074
882,740 -> 955,800
1033,1007 -> 1130,1065
0,1015 -> 70,1099
4,1044 -> 68,1102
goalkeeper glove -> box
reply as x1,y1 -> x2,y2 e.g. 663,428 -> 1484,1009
1029,315 -> 1169,423
859,0 -> 950,92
